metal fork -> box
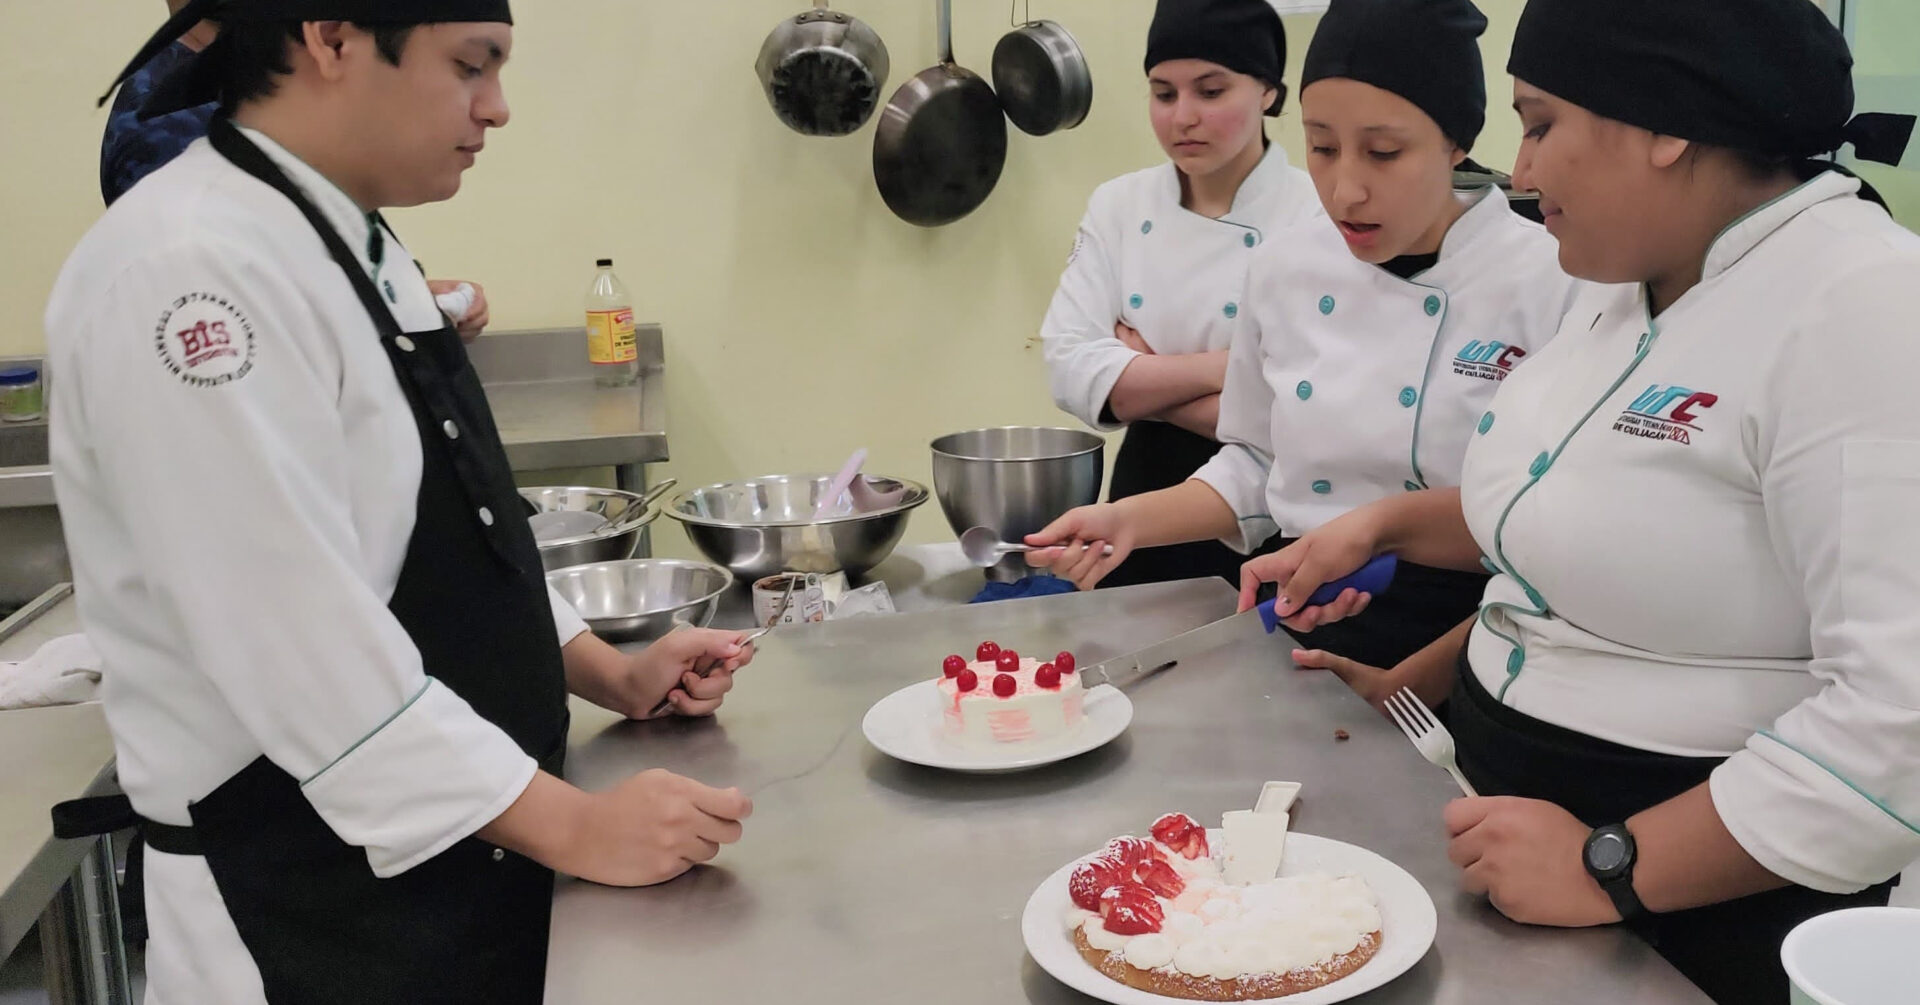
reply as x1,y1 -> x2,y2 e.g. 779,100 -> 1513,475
1384,688 -> 1479,797
645,577 -> 796,717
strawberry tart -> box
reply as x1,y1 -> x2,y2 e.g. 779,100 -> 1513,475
1062,813 -> 1382,1001
936,641 -> 1086,748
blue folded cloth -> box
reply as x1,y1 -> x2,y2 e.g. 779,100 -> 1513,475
969,575 -> 1079,604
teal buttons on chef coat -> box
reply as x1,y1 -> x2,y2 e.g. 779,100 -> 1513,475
1318,295 -> 1336,315
1506,649 -> 1525,675
1398,387 -> 1418,408
1141,220 -> 1153,235
1295,381 -> 1313,401
1223,302 -> 1239,319
1424,295 -> 1441,316
1404,480 -> 1421,492
1244,233 -> 1257,248
1129,294 -> 1144,309
1311,479 -> 1333,495
1529,452 -> 1551,477
1478,411 -> 1495,434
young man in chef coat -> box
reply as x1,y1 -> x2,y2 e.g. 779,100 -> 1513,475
1039,0 -> 1325,590
103,1 -> 495,341
1247,0 -> 1919,999
1033,0 -> 1580,671
47,3 -> 753,1001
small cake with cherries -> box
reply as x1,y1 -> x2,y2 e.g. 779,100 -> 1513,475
935,642 -> 1086,748
1062,812 -> 1383,1001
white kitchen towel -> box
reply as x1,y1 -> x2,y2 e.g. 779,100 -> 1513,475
0,633 -> 101,708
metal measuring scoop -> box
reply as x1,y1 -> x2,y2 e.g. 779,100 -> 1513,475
959,525 -> 1111,568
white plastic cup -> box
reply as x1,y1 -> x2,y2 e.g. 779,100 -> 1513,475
1781,906 -> 1920,1004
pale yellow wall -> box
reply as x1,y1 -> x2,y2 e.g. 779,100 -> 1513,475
0,1 -> 1548,560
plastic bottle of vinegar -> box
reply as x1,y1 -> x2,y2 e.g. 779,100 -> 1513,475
585,258 -> 640,388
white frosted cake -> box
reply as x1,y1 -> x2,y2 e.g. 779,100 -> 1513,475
1062,812 -> 1382,1001
935,642 -> 1086,748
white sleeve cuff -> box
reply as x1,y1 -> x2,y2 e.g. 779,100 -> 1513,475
1049,341 -> 1137,432
1191,446 -> 1275,554
548,584 -> 590,646
301,678 -> 539,877
1709,738 -> 1920,893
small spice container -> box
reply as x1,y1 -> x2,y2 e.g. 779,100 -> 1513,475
0,366 -> 42,423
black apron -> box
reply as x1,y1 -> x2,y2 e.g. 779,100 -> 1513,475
1101,420 -> 1263,588
57,119 -> 571,1005
1449,650 -> 1897,1005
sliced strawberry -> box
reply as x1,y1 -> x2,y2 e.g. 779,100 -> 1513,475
1102,836 -> 1164,868
1134,858 -> 1186,899
1067,855 -> 1124,911
1099,883 -> 1165,935
1150,812 -> 1209,860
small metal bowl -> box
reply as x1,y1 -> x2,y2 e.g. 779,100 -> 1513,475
518,486 -> 664,573
544,559 -> 734,643
665,473 -> 928,581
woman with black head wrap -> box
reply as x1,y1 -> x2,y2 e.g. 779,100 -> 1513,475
1242,2 -> 1920,1000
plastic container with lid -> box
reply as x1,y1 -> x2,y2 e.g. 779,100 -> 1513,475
0,366 -> 42,423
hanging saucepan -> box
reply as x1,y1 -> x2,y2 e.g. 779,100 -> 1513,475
755,0 -> 891,137
991,1 -> 1092,136
872,0 -> 1009,227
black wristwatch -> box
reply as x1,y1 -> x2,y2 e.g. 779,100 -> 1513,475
1583,823 -> 1645,922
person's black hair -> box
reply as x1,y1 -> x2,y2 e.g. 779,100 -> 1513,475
215,21 -> 416,112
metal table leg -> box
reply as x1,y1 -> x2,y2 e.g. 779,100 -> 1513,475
40,838 -> 130,1005
614,463 -> 652,558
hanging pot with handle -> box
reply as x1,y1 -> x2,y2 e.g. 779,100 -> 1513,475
871,0 -> 1009,227
755,0 -> 891,137
991,2 -> 1092,137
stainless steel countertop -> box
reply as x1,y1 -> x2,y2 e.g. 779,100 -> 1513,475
547,573 -> 1708,1004
467,326 -> 668,471
0,588 -> 117,961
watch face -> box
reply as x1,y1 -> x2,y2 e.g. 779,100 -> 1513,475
1589,832 -> 1629,872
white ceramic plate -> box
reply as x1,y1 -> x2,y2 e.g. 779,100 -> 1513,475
1023,830 -> 1437,1004
861,679 -> 1132,774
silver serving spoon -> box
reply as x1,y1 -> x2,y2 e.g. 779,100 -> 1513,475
959,525 -> 1111,568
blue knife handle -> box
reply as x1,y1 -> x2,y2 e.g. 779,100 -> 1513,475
1252,555 -> 1400,634
1305,554 -> 1397,608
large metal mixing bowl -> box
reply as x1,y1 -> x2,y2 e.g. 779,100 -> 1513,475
666,473 -> 928,581
929,427 -> 1104,581
544,559 -> 733,643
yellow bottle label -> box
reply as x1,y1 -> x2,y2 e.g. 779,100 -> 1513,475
585,308 -> 638,365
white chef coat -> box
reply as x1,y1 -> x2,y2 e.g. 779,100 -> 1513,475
45,128 -> 587,1003
1041,145 -> 1323,430
1460,170 -> 1920,893
1195,188 -> 1581,549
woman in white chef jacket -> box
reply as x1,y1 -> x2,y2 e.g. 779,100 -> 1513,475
1033,0 -> 1581,671
1246,1 -> 1920,1001
1040,0 -> 1322,589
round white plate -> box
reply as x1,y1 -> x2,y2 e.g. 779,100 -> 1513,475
861,679 -> 1132,774
1022,830 -> 1437,1004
